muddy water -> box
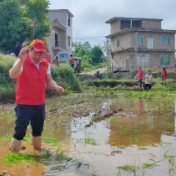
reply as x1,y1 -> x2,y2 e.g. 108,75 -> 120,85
0,94 -> 176,176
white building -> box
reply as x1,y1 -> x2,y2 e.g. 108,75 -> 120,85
46,9 -> 74,61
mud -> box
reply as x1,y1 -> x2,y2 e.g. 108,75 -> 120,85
1,93 -> 176,176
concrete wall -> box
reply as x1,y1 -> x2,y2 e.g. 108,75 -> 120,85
46,27 -> 55,60
47,10 -> 73,55
111,20 -> 121,34
111,32 -> 132,52
112,52 -> 133,69
110,19 -> 161,34
131,32 -> 175,50
142,20 -> 161,29
48,11 -> 67,26
130,51 -> 175,69
66,15 -> 73,51
112,51 -> 175,70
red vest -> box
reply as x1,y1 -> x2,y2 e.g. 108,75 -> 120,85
137,70 -> 143,79
162,69 -> 167,79
16,54 -> 49,105
70,56 -> 75,64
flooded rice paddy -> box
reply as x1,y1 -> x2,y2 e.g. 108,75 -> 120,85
1,91 -> 176,176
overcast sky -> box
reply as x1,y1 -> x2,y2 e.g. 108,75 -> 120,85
49,0 -> 176,46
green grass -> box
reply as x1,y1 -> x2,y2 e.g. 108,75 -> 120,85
4,134 -> 59,144
2,149 -> 70,166
3,152 -> 39,165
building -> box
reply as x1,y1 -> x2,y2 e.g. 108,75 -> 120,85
46,9 -> 74,61
105,17 -> 176,70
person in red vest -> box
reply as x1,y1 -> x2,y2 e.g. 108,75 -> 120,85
9,39 -> 64,153
161,67 -> 167,86
70,54 -> 75,68
136,67 -> 144,87
44,52 -> 51,63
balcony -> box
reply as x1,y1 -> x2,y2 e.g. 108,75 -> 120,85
52,40 -> 66,51
55,40 -> 59,47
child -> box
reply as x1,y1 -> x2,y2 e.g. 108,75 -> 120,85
144,70 -> 153,91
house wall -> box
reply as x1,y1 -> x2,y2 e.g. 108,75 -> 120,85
112,51 -> 175,70
130,51 -> 175,69
112,52 -> 133,69
131,32 -> 175,50
47,10 -> 73,58
48,11 -> 67,26
111,32 -> 132,52
46,27 -> 55,60
142,20 -> 161,29
111,20 -> 121,34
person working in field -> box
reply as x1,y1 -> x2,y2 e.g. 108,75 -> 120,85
161,67 -> 167,86
136,67 -> 144,87
144,70 -> 153,91
9,39 -> 64,153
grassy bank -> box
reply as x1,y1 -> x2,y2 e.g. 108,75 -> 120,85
82,78 -> 176,92
0,54 -> 81,103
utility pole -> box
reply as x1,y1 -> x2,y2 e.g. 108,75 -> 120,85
106,38 -> 109,67
135,32 -> 138,69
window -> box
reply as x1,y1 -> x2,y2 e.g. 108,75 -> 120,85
121,19 -> 142,29
161,54 -> 169,65
121,20 -> 130,30
136,35 -> 143,45
161,36 -> 169,45
59,54 -> 68,58
68,15 -> 70,27
117,39 -> 120,47
68,36 -> 70,46
132,20 -> 142,28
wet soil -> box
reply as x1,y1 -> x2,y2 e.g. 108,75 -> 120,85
0,92 -> 176,176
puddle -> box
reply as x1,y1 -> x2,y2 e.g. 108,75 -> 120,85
0,93 -> 176,176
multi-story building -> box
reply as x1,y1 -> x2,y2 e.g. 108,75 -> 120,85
105,17 -> 176,70
46,9 -> 74,61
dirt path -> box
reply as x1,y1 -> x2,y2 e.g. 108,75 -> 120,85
80,66 -> 108,76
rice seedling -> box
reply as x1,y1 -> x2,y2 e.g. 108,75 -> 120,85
117,165 -> 139,173
120,128 -> 131,134
139,148 -> 148,150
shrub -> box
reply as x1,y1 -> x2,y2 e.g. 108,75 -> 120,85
0,54 -> 81,102
50,64 -> 81,92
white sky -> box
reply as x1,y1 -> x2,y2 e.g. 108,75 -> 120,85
49,0 -> 176,46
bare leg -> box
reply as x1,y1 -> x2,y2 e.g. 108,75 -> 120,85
32,136 -> 41,151
10,138 -> 22,153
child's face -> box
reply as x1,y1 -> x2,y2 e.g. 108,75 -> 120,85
30,50 -> 44,63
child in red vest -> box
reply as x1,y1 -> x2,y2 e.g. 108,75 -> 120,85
9,39 -> 64,152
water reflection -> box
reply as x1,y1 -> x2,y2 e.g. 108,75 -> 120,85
1,96 -> 176,176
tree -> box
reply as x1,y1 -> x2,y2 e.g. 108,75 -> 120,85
90,46 -> 103,65
100,41 -> 111,54
83,41 -> 91,50
0,0 -> 50,53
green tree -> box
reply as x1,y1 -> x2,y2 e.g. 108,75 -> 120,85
0,0 -> 50,53
90,46 -> 103,65
83,41 -> 91,50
